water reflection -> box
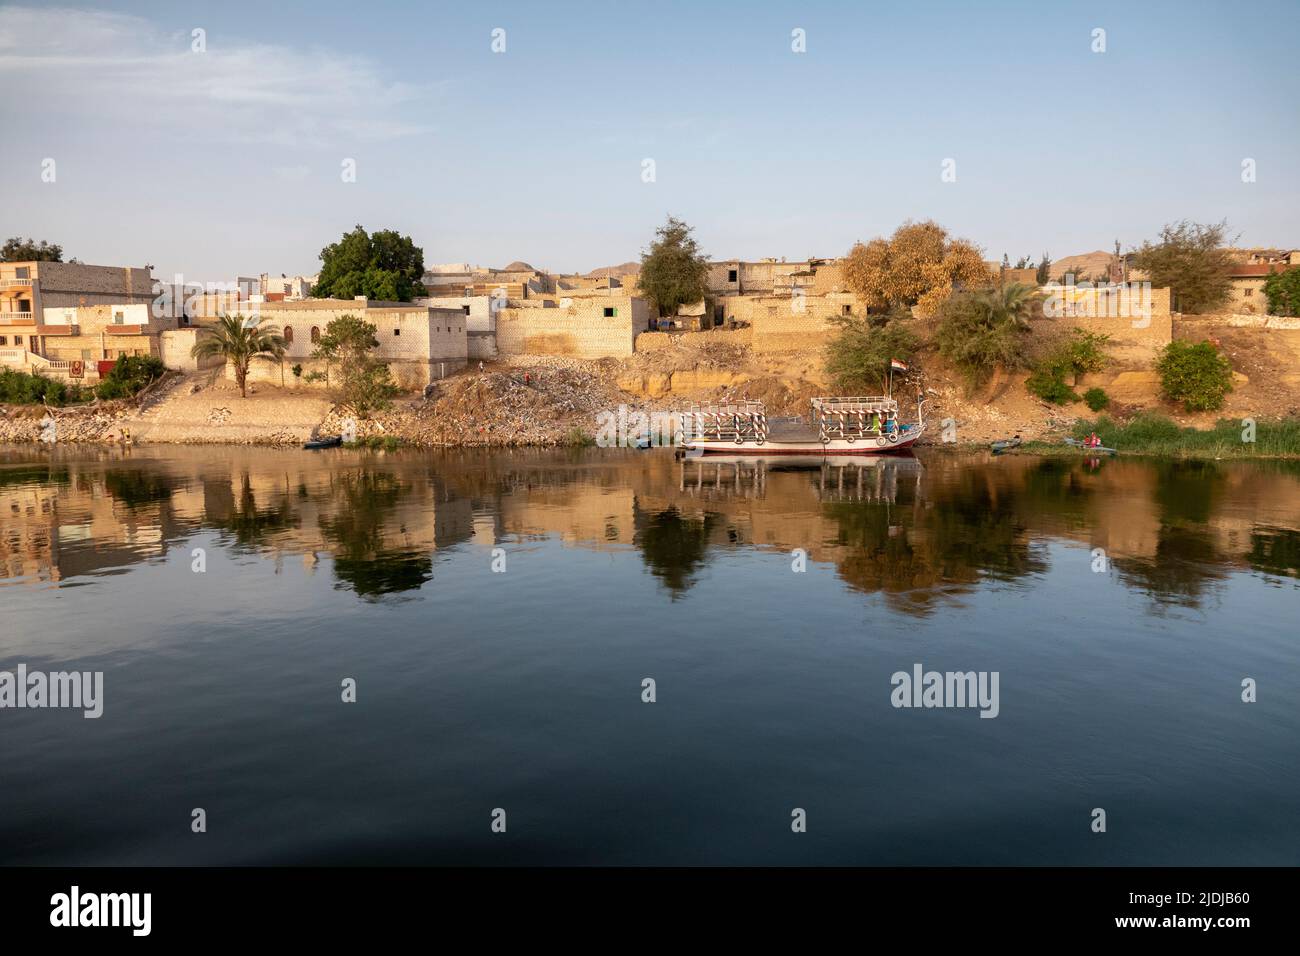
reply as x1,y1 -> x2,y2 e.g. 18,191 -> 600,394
1,445 -> 1298,607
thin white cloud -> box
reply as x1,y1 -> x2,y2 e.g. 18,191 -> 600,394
0,6 -> 437,146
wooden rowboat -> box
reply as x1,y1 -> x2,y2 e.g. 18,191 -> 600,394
1064,437 -> 1117,455
303,435 -> 343,450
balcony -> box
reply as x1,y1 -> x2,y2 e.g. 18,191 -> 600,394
0,277 -> 34,289
0,312 -> 34,324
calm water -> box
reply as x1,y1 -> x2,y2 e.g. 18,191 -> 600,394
1,444 -> 1297,866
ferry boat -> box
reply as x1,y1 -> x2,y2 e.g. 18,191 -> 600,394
678,394 -> 927,457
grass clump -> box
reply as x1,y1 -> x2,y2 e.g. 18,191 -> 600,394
1062,413 -> 1300,458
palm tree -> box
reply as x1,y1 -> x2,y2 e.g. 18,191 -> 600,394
190,314 -> 286,398
980,281 -> 1039,329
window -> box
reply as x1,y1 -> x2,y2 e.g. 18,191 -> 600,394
113,311 -> 125,325
15,267 -> 29,280
393,328 -> 401,336
728,269 -> 738,282
310,326 -> 320,343
1244,289 -> 1253,297
0,336 -> 6,345
842,305 -> 852,316
603,307 -> 616,318
462,305 -> 471,315
284,326 -> 294,344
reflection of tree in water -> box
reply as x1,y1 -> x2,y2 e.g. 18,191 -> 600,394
103,468 -> 176,509
0,464 -> 69,490
213,472 -> 298,550
635,506 -> 716,598
1114,461 -> 1230,608
319,471 -> 432,599
1113,527 -> 1227,608
823,502 -> 941,613
1153,460 -> 1224,525
924,471 -> 1048,583
1248,527 -> 1300,579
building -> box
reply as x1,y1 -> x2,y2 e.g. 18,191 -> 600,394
0,260 -> 159,373
1225,262 -> 1295,314
259,273 -> 317,299
241,299 -> 468,389
495,294 -> 651,358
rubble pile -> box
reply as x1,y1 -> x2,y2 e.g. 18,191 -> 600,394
0,402 -> 134,443
320,365 -> 642,447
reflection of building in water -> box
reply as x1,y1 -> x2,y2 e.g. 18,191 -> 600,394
0,449 -> 477,590
3,447 -> 1298,608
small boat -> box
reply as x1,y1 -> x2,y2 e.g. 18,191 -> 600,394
679,395 -> 926,457
303,435 -> 343,450
991,436 -> 1022,453
1064,437 -> 1117,455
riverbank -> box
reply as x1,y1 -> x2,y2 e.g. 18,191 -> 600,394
1015,414 -> 1300,460
3,310 -> 1300,457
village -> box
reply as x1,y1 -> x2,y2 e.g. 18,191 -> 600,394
1,224 -> 1298,452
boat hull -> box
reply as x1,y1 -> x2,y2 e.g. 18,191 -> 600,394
683,430 -> 922,457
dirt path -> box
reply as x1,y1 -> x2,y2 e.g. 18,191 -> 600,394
126,371 -> 333,444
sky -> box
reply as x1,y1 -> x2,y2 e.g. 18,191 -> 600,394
2,0 -> 1297,283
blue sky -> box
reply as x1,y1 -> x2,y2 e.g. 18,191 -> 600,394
2,0 -> 1297,281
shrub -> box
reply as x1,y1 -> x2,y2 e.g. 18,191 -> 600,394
0,368 -> 87,406
934,283 -> 1036,389
96,355 -> 165,400
1083,387 -> 1110,412
1262,267 -> 1300,317
1155,339 -> 1233,412
1060,327 -> 1110,382
824,311 -> 919,392
1025,367 -> 1078,404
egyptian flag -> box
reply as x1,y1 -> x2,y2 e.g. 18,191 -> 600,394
890,358 -> 909,372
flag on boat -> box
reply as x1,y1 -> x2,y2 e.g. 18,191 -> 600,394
890,358 -> 909,372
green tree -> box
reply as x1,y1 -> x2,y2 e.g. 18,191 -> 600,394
935,282 -> 1037,389
1,237 -> 63,262
636,216 -> 710,318
1155,339 -> 1233,411
1035,253 -> 1052,285
824,313 -> 920,392
96,355 -> 166,399
312,314 -> 399,417
1262,267 -> 1300,316
1132,220 -> 1234,314
190,314 -> 286,398
313,225 -> 425,302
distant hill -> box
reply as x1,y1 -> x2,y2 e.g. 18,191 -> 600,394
1050,250 -> 1113,281
585,261 -> 640,279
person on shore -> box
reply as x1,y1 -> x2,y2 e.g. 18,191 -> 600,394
1086,432 -> 1101,448
478,361 -> 484,373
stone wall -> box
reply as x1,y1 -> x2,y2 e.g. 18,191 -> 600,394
467,331 -> 498,360
1044,286 -> 1173,363
495,295 -> 649,358
634,327 -> 753,352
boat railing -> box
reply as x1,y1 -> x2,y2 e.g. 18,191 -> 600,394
810,396 -> 900,440
683,400 -> 768,442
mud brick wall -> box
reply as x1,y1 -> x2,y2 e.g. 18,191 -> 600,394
496,297 -> 648,357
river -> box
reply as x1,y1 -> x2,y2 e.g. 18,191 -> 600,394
1,444 -> 1297,864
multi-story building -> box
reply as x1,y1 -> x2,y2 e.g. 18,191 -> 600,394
0,260 -> 158,371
